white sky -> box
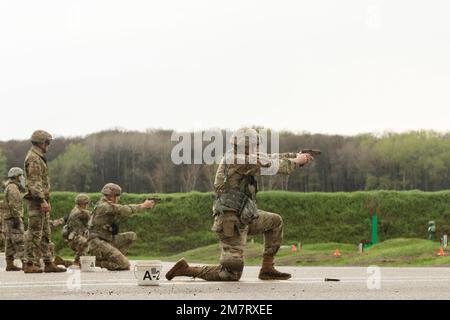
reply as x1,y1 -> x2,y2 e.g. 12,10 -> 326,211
0,0 -> 449,140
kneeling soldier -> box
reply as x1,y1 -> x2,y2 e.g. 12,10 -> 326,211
63,194 -> 91,266
87,183 -> 155,270
166,128 -> 314,281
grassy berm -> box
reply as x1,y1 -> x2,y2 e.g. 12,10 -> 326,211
20,190 -> 450,257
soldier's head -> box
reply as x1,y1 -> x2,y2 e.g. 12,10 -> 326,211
230,128 -> 260,155
75,193 -> 90,209
31,130 -> 53,154
101,183 -> 122,203
7,167 -> 25,191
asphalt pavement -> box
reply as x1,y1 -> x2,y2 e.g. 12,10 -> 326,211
1,262 -> 450,300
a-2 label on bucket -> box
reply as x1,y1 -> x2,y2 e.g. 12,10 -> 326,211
143,268 -> 160,281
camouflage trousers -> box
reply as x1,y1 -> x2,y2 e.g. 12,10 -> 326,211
67,233 -> 89,263
196,210 -> 284,281
88,232 -> 137,271
24,201 -> 53,264
3,217 -> 25,260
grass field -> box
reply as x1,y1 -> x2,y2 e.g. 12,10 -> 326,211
127,238 -> 450,267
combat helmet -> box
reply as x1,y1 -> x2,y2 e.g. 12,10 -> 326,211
8,167 -> 24,178
31,130 -> 53,144
101,183 -> 122,197
75,193 -> 90,205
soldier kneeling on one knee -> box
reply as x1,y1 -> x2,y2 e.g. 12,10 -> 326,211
87,183 -> 155,271
61,193 -> 92,267
166,128 -> 314,282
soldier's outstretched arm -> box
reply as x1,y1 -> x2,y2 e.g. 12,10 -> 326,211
265,153 -> 314,175
112,199 -> 155,219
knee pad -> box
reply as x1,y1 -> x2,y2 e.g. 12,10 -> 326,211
220,256 -> 244,274
218,266 -> 243,281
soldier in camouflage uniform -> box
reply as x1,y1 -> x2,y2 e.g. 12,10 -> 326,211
3,167 -> 26,271
166,128 -> 314,281
63,194 -> 91,266
23,130 -> 66,273
88,183 -> 155,271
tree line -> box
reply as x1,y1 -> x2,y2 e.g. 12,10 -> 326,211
1,129 -> 450,193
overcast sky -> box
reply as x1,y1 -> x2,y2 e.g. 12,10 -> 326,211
0,0 -> 449,140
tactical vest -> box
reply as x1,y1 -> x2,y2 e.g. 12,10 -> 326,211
213,154 -> 259,225
88,201 -> 118,243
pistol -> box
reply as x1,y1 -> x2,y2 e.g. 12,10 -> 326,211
300,149 -> 322,156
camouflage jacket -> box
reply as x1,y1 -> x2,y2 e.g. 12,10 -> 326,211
67,206 -> 91,236
24,146 -> 50,202
214,151 -> 298,201
88,197 -> 144,243
3,180 -> 23,219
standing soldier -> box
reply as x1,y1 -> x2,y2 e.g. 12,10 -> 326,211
88,183 -> 155,271
166,128 -> 314,281
3,167 -> 26,271
23,130 -> 65,273
63,194 -> 91,267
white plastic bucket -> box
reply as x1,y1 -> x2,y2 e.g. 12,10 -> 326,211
134,260 -> 162,286
80,256 -> 96,272
0,253 -> 5,271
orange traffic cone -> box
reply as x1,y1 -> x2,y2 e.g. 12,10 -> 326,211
292,245 -> 297,253
334,248 -> 341,257
438,247 -> 445,256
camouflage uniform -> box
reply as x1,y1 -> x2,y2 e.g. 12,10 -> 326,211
167,128 -> 305,281
65,205 -> 91,263
23,145 -> 53,265
0,201 -> 7,253
3,179 -> 25,261
88,188 -> 144,271
196,153 -> 297,281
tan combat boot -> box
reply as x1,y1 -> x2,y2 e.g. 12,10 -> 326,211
6,259 -> 22,271
23,262 -> 43,273
258,255 -> 291,280
165,258 -> 203,280
44,261 -> 66,273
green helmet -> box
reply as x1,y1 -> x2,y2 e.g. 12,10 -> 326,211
101,183 -> 122,197
8,167 -> 24,178
75,193 -> 90,205
230,128 -> 260,147
31,130 -> 53,144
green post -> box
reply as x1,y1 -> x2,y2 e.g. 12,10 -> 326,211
372,214 -> 378,245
